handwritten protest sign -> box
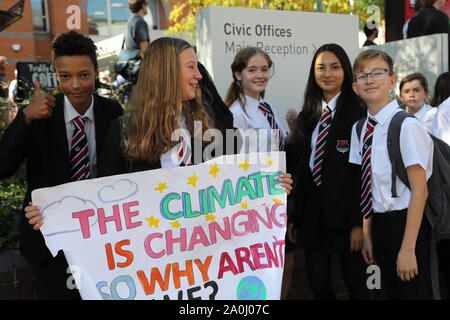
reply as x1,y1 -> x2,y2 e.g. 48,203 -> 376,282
32,152 -> 287,300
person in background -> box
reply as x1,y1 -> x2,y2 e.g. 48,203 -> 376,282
126,0 -> 150,58
403,0 -> 423,39
0,56 -> 8,98
363,22 -> 379,47
430,72 -> 450,108
399,73 -> 436,132
430,71 -> 450,300
407,0 -> 450,69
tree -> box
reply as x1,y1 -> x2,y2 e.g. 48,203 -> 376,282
166,0 -> 385,38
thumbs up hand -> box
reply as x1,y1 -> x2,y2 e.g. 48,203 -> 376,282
23,80 -> 56,125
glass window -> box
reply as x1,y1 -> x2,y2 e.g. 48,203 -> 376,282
110,0 -> 129,36
31,0 -> 48,32
88,0 -> 108,36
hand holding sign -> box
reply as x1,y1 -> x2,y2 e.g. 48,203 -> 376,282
23,80 -> 56,125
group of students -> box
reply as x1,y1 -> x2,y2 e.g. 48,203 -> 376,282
0,29 -> 449,300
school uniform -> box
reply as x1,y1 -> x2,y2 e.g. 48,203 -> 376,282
287,91 -> 369,299
430,96 -> 450,300
407,104 -> 437,133
99,115 -> 194,176
0,93 -> 123,299
349,99 -> 435,300
432,96 -> 450,145
229,95 -> 286,153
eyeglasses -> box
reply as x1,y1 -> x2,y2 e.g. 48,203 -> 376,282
354,68 -> 391,83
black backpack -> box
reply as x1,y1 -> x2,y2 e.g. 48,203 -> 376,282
356,111 -> 450,241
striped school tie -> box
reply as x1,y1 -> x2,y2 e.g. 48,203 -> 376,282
311,106 -> 332,186
258,101 -> 285,151
70,116 -> 91,181
178,135 -> 192,166
360,117 -> 378,218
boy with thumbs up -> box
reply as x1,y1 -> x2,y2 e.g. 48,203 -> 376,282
0,31 -> 123,299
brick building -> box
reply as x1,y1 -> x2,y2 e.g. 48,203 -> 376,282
0,0 -> 175,82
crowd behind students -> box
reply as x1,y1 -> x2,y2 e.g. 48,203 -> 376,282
0,26 -> 449,300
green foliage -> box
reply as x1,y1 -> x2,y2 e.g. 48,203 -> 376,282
0,98 -> 26,252
0,168 -> 25,251
166,0 -> 385,38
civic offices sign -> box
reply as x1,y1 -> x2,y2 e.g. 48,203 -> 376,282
196,6 -> 359,130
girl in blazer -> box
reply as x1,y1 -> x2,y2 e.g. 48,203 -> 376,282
225,47 -> 286,153
287,43 -> 369,300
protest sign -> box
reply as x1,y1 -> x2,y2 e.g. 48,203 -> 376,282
32,152 -> 287,300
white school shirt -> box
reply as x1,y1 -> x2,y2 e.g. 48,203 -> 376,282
229,95 -> 287,153
159,115 -> 191,168
64,96 -> 97,177
407,104 -> 437,132
309,92 -> 340,170
431,96 -> 450,145
349,100 -> 433,213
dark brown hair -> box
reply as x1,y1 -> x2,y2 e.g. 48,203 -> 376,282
128,0 -> 146,13
224,47 -> 273,109
400,73 -> 429,93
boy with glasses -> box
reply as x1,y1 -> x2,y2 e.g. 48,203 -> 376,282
349,49 -> 435,299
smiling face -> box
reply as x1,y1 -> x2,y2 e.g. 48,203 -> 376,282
400,79 -> 428,113
54,55 -> 98,114
352,57 -> 397,111
235,54 -> 270,100
179,47 -> 202,101
314,51 -> 344,101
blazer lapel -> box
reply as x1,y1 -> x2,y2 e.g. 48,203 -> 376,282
50,94 -> 71,181
93,94 -> 108,161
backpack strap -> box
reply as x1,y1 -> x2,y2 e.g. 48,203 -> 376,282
387,111 -> 414,197
355,117 -> 366,143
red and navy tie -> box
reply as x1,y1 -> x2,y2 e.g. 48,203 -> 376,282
258,101 -> 285,151
178,135 -> 192,166
360,117 -> 378,218
70,116 -> 91,181
312,106 -> 332,186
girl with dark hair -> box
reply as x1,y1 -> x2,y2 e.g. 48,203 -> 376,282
430,72 -> 450,108
225,47 -> 286,153
287,43 -> 369,299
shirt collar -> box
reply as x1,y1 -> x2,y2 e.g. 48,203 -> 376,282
64,95 -> 94,124
322,92 -> 341,113
368,99 -> 401,127
409,104 -> 430,120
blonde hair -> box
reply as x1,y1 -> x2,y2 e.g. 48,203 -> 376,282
124,37 -> 213,164
353,49 -> 394,75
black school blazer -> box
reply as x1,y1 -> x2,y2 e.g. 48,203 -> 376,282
0,93 -> 123,267
287,92 -> 366,231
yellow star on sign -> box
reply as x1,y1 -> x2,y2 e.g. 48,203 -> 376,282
154,182 -> 168,193
205,214 -> 216,222
241,202 -> 248,209
209,163 -> 219,177
273,198 -> 282,204
187,174 -> 199,187
239,160 -> 251,171
145,216 -> 160,228
265,158 -> 274,165
170,221 -> 181,229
